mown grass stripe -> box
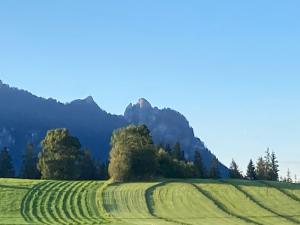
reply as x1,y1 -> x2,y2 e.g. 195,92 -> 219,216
190,182 -> 261,225
59,181 -> 80,224
65,181 -> 85,224
21,181 -> 46,223
46,181 -> 69,224
43,181 -> 62,224
144,181 -> 191,225
31,181 -> 54,225
89,182 -> 104,219
79,181 -> 98,222
260,181 -> 300,204
52,181 -> 71,224
38,181 -> 62,225
72,181 -> 95,223
223,180 -> 300,224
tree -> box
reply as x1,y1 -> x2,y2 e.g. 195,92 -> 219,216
269,151 -> 279,181
229,159 -> 243,179
78,149 -> 97,180
0,147 -> 15,178
165,144 -> 172,154
194,149 -> 205,178
209,156 -> 219,179
38,128 -> 82,180
264,148 -> 272,180
285,169 -> 293,183
256,156 -> 265,180
108,125 -> 157,181
20,143 -> 40,179
172,142 -> 184,161
246,159 -> 256,180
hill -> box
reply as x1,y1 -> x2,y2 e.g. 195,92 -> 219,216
0,81 -> 227,176
1,178 -> 300,225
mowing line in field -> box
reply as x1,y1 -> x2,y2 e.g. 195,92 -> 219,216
47,181 -> 70,224
223,180 -> 300,224
21,181 -> 46,223
69,181 -> 87,222
24,181 -> 54,225
30,181 -> 53,224
188,182 -> 259,225
81,181 -> 103,223
64,181 -> 86,224
89,181 -> 105,220
39,182 -> 59,224
60,181 -> 82,224
145,181 -> 193,225
260,181 -> 300,204
73,181 -> 99,223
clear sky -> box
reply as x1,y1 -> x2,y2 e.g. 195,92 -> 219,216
1,1 -> 300,178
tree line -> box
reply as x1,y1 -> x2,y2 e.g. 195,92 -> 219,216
0,125 -> 297,183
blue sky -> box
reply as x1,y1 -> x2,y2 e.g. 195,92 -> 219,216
1,1 -> 300,178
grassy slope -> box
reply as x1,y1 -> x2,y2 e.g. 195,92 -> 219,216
0,179 -> 42,224
1,179 -> 300,225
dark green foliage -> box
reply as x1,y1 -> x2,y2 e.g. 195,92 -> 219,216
20,143 -> 40,179
246,159 -> 256,180
256,156 -> 265,180
0,147 -> 15,178
264,148 -> 272,180
130,146 -> 158,179
172,142 -> 185,161
269,151 -> 279,181
229,159 -> 243,179
165,144 -> 172,154
78,149 -> 97,180
209,156 -> 219,178
157,148 -> 196,178
255,149 -> 279,181
194,149 -> 205,178
108,125 -> 157,181
38,128 -> 82,180
97,161 -> 109,180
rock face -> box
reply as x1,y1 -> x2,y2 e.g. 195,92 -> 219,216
125,98 -> 229,177
0,82 -> 228,177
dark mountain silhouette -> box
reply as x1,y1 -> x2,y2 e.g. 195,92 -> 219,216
0,81 -> 127,171
125,98 -> 228,177
0,81 -> 228,176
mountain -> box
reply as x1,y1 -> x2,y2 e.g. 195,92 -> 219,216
125,98 -> 228,177
0,81 -> 127,171
0,81 -> 228,176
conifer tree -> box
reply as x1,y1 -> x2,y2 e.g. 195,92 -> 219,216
264,148 -> 272,180
246,159 -> 256,180
172,142 -> 184,161
0,147 -> 15,178
21,143 -> 40,179
286,169 -> 292,183
256,156 -> 265,180
209,156 -> 219,179
269,151 -> 279,181
229,159 -> 243,179
194,149 -> 205,178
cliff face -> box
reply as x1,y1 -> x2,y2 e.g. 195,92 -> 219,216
124,98 -> 229,177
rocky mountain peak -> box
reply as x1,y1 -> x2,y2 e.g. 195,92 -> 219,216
138,98 -> 152,109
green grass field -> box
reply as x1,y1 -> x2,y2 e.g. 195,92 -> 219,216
1,178 -> 300,225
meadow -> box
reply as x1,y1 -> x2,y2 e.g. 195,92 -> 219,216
1,178 -> 300,225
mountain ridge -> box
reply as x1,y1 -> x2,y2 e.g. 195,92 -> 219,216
0,81 -> 228,176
